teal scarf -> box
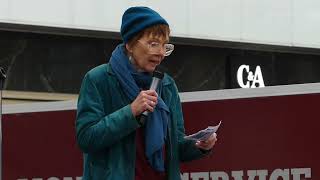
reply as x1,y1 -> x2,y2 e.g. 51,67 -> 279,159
109,44 -> 169,172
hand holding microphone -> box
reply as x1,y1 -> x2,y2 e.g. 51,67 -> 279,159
131,89 -> 158,117
131,71 -> 164,125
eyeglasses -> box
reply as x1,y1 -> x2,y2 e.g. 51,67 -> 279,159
137,40 -> 174,56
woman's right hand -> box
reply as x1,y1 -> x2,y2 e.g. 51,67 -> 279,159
131,90 -> 158,117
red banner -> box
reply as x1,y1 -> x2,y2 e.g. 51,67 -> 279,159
3,93 -> 319,179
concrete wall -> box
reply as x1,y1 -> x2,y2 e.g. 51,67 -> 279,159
0,0 -> 320,48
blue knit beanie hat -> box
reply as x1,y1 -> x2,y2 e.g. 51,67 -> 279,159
121,6 -> 169,43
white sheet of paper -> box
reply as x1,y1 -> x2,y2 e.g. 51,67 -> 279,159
184,121 -> 222,141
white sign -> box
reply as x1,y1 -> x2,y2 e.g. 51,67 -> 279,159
181,168 -> 311,180
237,65 -> 265,88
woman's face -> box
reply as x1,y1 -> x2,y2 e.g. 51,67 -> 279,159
126,33 -> 169,73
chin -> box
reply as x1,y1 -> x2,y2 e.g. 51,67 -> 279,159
145,66 -> 156,73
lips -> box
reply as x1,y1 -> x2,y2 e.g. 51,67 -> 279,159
149,59 -> 160,65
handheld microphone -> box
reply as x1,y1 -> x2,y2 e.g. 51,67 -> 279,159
139,70 -> 164,125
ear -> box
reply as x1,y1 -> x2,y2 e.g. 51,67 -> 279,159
125,43 -> 133,53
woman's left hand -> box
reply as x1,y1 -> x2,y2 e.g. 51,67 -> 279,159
195,133 -> 217,151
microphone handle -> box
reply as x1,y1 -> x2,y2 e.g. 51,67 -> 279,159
149,78 -> 160,90
139,77 -> 161,125
139,114 -> 148,125
138,70 -> 164,125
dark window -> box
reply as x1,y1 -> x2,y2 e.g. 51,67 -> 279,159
1,29 -> 320,93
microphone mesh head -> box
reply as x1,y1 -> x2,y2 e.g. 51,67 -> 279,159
153,70 -> 164,79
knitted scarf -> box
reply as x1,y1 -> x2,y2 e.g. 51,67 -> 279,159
109,44 -> 169,172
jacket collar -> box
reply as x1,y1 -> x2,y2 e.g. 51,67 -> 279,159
106,63 -> 171,86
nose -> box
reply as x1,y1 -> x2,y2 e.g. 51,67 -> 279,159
152,47 -> 166,58
158,46 -> 166,56
153,50 -> 165,61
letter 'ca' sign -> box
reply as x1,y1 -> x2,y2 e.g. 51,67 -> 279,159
237,65 -> 265,88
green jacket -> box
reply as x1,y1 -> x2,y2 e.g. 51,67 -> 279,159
76,63 -> 208,180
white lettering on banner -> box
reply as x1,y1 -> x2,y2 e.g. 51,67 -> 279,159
180,168 -> 311,180
269,169 -> 290,180
210,171 -> 229,180
47,178 -> 59,180
291,168 -> 311,180
231,170 -> 244,180
247,169 -> 268,180
190,172 -> 209,180
181,172 -> 189,180
237,65 -> 265,88
17,177 -> 82,180
16,168 -> 311,180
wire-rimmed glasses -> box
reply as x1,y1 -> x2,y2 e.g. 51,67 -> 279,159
138,40 -> 174,56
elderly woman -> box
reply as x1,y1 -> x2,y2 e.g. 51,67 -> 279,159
76,6 -> 217,180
